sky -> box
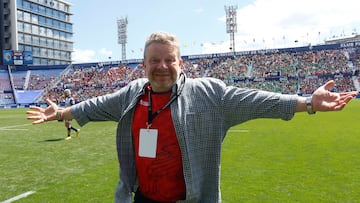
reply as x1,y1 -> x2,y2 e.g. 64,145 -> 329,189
70,0 -> 360,63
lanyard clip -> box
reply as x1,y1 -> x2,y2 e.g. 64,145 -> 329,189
146,122 -> 152,129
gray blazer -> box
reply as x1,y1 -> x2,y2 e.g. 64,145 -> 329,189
71,74 -> 298,202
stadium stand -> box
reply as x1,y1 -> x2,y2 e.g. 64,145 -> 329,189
1,42 -> 359,108
0,69 -> 12,92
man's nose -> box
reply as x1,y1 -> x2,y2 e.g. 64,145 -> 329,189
158,60 -> 168,68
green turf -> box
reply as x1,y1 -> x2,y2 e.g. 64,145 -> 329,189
1,100 -> 360,202
0,110 -> 119,202
222,100 -> 360,202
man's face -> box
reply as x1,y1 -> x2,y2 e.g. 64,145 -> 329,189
143,42 -> 182,92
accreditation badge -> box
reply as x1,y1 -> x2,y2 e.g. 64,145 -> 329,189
139,128 -> 158,158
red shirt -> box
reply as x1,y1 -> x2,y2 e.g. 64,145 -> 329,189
132,89 -> 186,202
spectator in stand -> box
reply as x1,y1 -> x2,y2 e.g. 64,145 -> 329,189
27,32 -> 358,203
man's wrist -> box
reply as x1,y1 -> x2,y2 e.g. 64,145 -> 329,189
56,110 -> 64,121
306,96 -> 316,114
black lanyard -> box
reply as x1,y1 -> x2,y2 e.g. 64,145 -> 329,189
145,73 -> 186,128
147,88 -> 179,128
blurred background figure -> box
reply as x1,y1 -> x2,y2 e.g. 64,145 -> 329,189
63,89 -> 80,140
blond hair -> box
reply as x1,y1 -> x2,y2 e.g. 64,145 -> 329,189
143,32 -> 181,59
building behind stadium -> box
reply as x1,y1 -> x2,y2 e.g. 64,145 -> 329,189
0,0 -> 73,65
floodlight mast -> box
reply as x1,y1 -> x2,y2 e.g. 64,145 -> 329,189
224,5 -> 238,52
117,17 -> 128,60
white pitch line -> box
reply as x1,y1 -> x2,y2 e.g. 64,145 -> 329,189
1,191 -> 36,203
0,124 -> 32,131
0,129 -> 28,131
228,129 -> 249,133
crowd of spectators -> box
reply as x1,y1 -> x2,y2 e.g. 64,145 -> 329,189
37,47 -> 360,104
10,69 -> 62,90
1,46 -> 359,105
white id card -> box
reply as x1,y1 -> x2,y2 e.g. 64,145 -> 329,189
139,128 -> 158,158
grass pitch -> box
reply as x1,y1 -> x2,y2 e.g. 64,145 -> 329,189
1,100 -> 360,202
